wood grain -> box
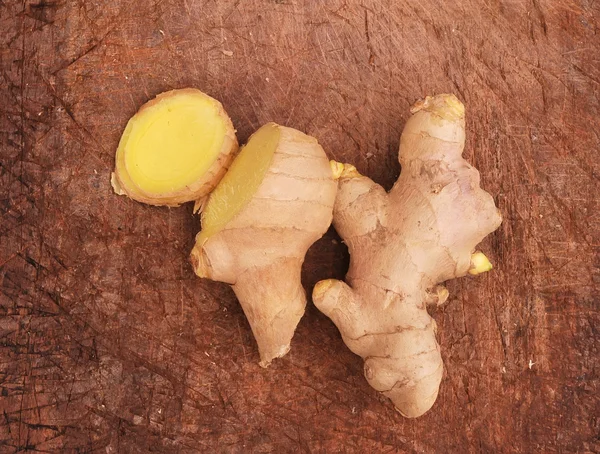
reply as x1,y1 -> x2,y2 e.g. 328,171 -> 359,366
1,0 -> 598,452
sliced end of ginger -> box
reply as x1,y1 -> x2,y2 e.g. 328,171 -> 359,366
113,88 -> 238,206
198,122 -> 281,241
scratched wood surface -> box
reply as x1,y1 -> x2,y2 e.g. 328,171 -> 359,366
1,1 -> 599,452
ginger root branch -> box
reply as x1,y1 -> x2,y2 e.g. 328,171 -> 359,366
313,94 -> 502,417
191,123 -> 337,366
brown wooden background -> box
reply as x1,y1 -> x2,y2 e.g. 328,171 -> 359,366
1,1 -> 599,452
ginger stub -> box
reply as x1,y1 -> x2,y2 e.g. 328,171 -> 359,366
112,88 -> 238,206
191,123 -> 338,367
313,94 -> 502,418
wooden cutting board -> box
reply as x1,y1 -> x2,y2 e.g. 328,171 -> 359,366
1,1 -> 598,452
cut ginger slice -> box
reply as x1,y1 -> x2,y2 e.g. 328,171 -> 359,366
111,88 -> 238,206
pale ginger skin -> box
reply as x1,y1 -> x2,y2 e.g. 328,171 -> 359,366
313,94 -> 502,418
191,124 -> 337,367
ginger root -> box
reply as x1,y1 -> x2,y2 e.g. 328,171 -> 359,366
191,123 -> 337,367
112,89 -> 237,206
312,94 -> 502,417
